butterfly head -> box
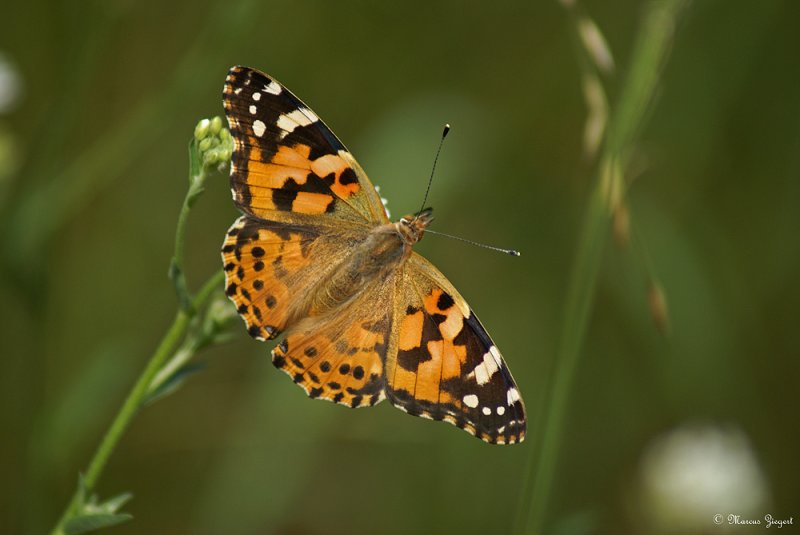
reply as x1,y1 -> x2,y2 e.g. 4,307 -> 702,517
396,207 -> 434,246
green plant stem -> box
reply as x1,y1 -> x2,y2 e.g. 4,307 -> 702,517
516,1 -> 688,533
519,176 -> 609,535
170,141 -> 206,311
50,270 -> 225,535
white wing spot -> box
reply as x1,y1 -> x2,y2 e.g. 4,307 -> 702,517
471,345 -> 501,385
302,107 -> 319,122
249,105 -> 257,115
252,120 -> 266,137
482,407 -> 492,416
507,388 -> 521,406
252,92 -> 261,101
277,108 -> 318,138
497,406 -> 506,416
463,394 -> 479,408
264,81 -> 281,95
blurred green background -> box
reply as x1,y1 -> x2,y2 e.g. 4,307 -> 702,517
1,1 -> 798,534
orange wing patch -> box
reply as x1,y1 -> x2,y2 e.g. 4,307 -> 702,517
247,143 -> 312,187
312,154 -> 361,199
388,284 -> 467,407
422,288 -> 468,380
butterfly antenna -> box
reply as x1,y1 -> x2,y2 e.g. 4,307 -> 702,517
424,228 -> 521,257
416,124 -> 450,217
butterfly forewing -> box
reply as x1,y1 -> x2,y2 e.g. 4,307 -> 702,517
223,66 -> 389,224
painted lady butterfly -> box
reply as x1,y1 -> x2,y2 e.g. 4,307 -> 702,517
221,66 -> 525,444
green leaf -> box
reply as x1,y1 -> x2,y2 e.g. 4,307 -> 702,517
64,513 -> 133,534
95,492 -> 133,514
143,362 -> 207,406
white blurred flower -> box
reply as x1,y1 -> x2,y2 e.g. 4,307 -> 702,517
639,424 -> 769,533
0,52 -> 21,113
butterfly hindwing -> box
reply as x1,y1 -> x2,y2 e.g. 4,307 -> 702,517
385,253 -> 526,444
271,280 -> 393,408
223,66 -> 389,225
222,215 -> 365,341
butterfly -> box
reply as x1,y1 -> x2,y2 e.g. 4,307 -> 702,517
221,66 -> 525,444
